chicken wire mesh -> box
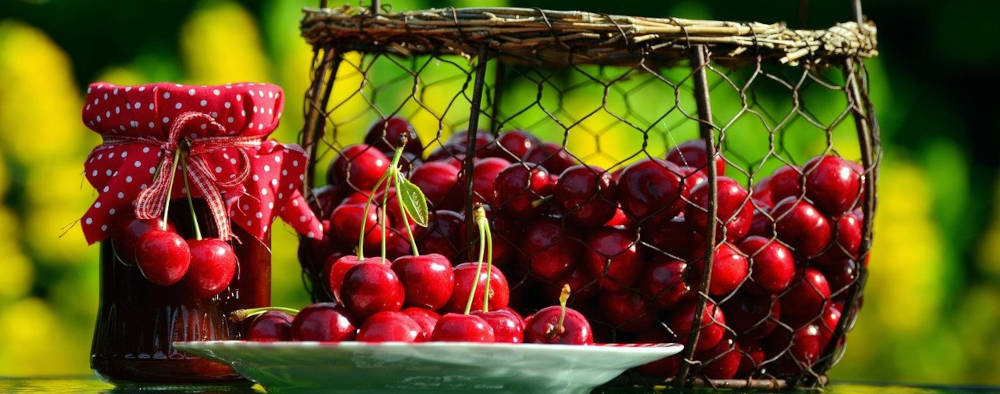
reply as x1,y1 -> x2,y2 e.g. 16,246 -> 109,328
297,4 -> 878,389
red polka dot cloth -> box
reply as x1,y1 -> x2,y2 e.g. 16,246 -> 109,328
80,82 -> 323,244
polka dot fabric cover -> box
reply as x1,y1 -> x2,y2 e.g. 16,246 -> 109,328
80,82 -> 323,244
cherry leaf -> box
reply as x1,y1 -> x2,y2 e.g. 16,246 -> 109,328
396,173 -> 429,227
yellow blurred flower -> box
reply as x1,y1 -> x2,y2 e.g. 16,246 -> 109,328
181,1 -> 270,84
0,298 -> 90,375
0,246 -> 33,302
24,205 -> 96,266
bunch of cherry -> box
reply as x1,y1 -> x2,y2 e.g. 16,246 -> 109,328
298,116 -> 866,379
110,150 -> 238,299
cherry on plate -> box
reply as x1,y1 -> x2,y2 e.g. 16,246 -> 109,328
246,311 -> 294,342
444,262 -> 510,313
430,313 -> 496,342
340,261 -> 406,321
356,311 -> 422,343
391,253 -> 454,311
291,303 -> 356,342
473,308 -> 525,343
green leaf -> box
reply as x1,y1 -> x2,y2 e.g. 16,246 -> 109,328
396,174 -> 429,227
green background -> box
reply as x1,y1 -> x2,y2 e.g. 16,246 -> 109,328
1,0 -> 998,385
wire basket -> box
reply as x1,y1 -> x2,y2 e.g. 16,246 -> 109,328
297,2 -> 879,389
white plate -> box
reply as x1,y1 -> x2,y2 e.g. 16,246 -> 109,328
175,341 -> 682,393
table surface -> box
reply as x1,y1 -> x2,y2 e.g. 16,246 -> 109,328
0,377 -> 995,393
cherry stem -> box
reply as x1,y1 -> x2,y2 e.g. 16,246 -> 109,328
358,148 -> 404,262
230,306 -> 300,322
479,210 -> 493,313
556,284 -> 571,335
393,173 -> 420,256
464,206 -> 488,315
379,175 -> 390,261
530,195 -> 553,208
160,147 -> 182,231
181,158 -> 202,240
357,173 -> 388,260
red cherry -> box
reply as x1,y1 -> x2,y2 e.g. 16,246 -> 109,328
493,163 -> 552,219
690,243 -> 749,296
473,308 -> 525,343
246,311 -> 294,342
291,303 -> 356,341
401,307 -> 440,342
470,157 -> 511,205
328,144 -> 390,190
679,166 -> 709,201
635,327 -> 682,377
554,165 -> 617,227
639,257 -> 689,310
768,164 -> 803,203
583,228 -> 643,291
738,236 -> 795,295
746,208 -> 775,238
308,184 -> 345,218
446,130 -> 494,153
617,158 -> 683,224
817,303 -> 842,346
543,265 -> 599,302
418,210 -> 464,263
409,162 -> 461,210
665,139 -> 725,175
771,197 -> 832,258
768,323 -> 824,374
722,291 -> 781,340
668,299 -> 726,351
604,206 -> 629,228
698,337 -> 741,379
356,311 -> 422,343
642,215 -> 704,260
430,313 -> 495,342
483,129 -> 539,160
804,155 -> 862,215
113,218 -> 176,265
183,238 -> 237,298
391,253 -> 454,310
521,218 -> 578,281
821,258 -> 858,300
329,203 -> 385,251
599,291 -> 655,334
341,262 -> 405,321
364,116 -> 421,155
135,229 -> 191,286
780,268 -> 831,328
524,306 -> 593,344
686,176 -> 753,242
751,176 -> 774,210
736,340 -> 766,377
524,142 -> 577,174
815,212 -> 863,265
325,255 -> 387,303
445,262 -> 510,313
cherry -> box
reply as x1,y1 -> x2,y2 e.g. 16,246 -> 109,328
473,308 -> 525,343
722,291 -> 781,340
698,337 -> 741,379
483,129 -> 539,160
418,210 -> 464,263
291,303 -> 356,341
327,144 -> 390,190
524,286 -> 594,344
246,311 -> 294,342
356,311 -> 422,343
767,164 -> 803,203
736,340 -> 766,377
821,258 -> 858,299
493,163 -> 553,219
521,218 -> 578,281
308,184 -> 345,218
113,218 -> 176,265
737,236 -> 795,295
815,212 -> 862,265
364,116 -> 421,156
685,176 -> 753,242
325,255 -> 385,303
780,268 -> 831,328
605,206 -> 629,228
747,208 -> 775,238
459,208 -> 516,267
183,238 -> 238,298
639,257 -> 689,310
665,139 -> 725,175
381,229 -> 412,261
617,158 -> 684,224
767,323 -> 823,374
445,262 -> 510,313
679,166 -> 709,200
340,262 -> 405,321
598,291 -> 655,334
446,130 -> 494,153
329,203 -> 385,251
391,253 -> 454,310
817,303 -> 842,346
634,327 -> 682,378
430,313 -> 495,342
555,165 -> 617,227
401,307 -> 440,342
668,299 -> 726,351
771,197 -> 832,258
409,161 -> 461,210
751,176 -> 774,210
804,155 -> 862,215
469,157 -> 512,205
642,215 -> 703,260
690,243 -> 749,296
135,228 -> 191,286
543,265 -> 599,302
583,228 -> 643,291
524,142 -> 577,174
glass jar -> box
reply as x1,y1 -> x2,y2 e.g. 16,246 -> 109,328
90,199 -> 270,383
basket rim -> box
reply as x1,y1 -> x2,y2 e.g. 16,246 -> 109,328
300,6 -> 877,67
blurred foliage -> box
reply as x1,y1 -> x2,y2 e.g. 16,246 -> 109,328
0,0 -> 997,386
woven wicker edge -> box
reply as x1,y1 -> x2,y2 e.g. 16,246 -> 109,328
301,6 -> 877,67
